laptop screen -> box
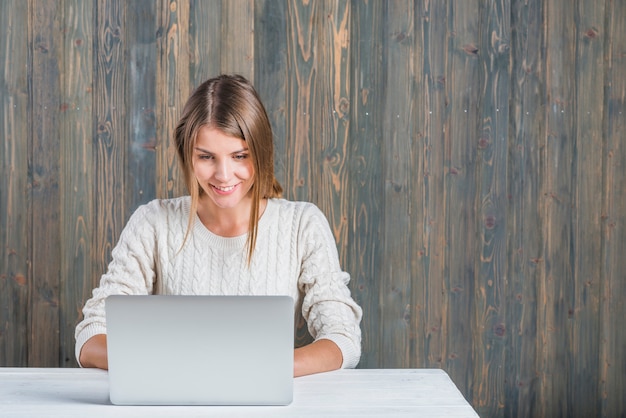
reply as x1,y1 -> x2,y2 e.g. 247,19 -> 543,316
105,295 -> 294,405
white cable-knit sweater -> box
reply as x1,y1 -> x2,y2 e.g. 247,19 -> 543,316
75,197 -> 362,368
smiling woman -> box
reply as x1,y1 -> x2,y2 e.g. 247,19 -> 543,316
174,75 -> 284,264
74,74 -> 363,378
192,127 -> 257,237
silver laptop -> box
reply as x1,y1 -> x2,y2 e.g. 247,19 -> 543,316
105,295 -> 294,406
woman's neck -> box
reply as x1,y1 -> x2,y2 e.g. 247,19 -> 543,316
196,196 -> 266,237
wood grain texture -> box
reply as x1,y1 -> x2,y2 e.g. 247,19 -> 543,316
0,0 -> 30,367
507,1 -> 544,416
380,0 -> 415,369
189,0 -> 222,85
409,0 -> 428,370
93,0 -> 127,309
313,0 -> 350,267
600,1 -> 626,417
347,0 -> 384,369
126,0 -> 157,218
414,0 -> 449,372
221,0 -> 254,79
30,0 -> 62,366
59,0 -> 94,367
571,1 -> 605,416
538,0 -> 577,416
446,0 -> 480,402
255,0 -> 288,186
256,0 -> 313,348
285,0 -> 317,203
156,0 -> 189,199
472,1 -> 510,416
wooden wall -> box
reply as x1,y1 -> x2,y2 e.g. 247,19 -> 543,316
1,1 -> 624,417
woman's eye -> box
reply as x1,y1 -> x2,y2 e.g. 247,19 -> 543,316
198,154 -> 213,160
234,154 -> 249,160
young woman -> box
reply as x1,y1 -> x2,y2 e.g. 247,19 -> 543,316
75,74 -> 362,377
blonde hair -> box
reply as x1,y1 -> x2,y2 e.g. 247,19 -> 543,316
174,74 -> 283,263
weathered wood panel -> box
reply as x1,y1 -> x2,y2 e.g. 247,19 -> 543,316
413,0 -> 449,372
473,1 -> 510,415
446,0 -> 481,402
347,0 -> 384,369
571,1 -> 605,416
59,0 -> 94,367
126,0 -> 157,218
380,0 -> 415,369
316,0 -> 350,262
285,0 -> 317,202
507,0 -> 543,416
0,0 -> 30,367
156,0 -> 189,199
255,0 -> 288,186
408,0 -> 428,370
0,1 -> 625,417
601,1 -> 626,417
93,0 -> 127,315
189,0 -> 222,86
538,0 -> 577,416
221,0 -> 254,79
30,0 -> 62,366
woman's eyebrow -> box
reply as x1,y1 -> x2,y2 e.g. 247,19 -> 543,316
194,147 -> 249,154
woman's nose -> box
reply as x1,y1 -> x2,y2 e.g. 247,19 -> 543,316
214,159 -> 232,181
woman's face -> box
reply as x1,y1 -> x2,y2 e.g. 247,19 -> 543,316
193,126 -> 255,212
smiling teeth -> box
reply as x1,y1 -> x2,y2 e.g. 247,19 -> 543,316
214,185 -> 235,192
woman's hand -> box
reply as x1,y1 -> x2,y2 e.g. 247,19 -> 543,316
81,333 -> 342,376
79,334 -> 109,370
293,339 -> 343,377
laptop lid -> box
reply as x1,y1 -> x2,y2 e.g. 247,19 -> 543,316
105,295 -> 294,406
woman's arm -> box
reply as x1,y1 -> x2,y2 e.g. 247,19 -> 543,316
293,339 -> 342,377
75,202 -> 161,365
296,204 -> 363,372
79,334 -> 109,369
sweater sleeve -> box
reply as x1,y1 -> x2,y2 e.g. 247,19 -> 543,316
297,205 -> 363,369
74,202 -> 159,365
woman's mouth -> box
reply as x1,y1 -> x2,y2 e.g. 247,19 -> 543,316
211,183 -> 238,194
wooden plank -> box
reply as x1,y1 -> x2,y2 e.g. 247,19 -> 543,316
255,1 -> 316,347
411,0 -> 449,371
291,0 -> 353,348
156,0 -> 189,199
445,0 -> 481,402
221,0 -> 254,79
285,0 -> 317,202
93,0 -> 127,294
472,1 -> 510,416
189,0 -> 222,84
347,0 -> 385,369
30,0 -> 62,367
600,1 -> 626,416
125,1 -> 158,215
58,0 -> 94,367
314,0 -> 350,264
380,0 -> 415,368
0,0 -> 30,367
537,0 -> 577,416
570,0 -> 605,416
255,0 -> 288,187
506,0 -> 544,416
408,0 -> 427,369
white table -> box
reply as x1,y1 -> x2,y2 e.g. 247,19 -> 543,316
0,368 -> 479,417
